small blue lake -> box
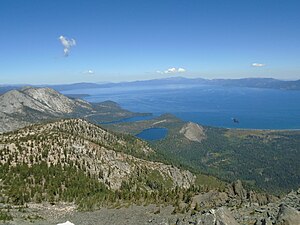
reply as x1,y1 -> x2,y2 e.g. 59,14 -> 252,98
136,128 -> 168,141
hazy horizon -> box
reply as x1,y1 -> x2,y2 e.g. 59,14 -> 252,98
0,75 -> 299,86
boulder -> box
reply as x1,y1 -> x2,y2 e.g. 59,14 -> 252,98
196,207 -> 240,225
275,204 -> 300,225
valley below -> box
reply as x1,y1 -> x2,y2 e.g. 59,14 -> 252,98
104,114 -> 300,195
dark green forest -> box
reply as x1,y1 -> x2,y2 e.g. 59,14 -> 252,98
105,114 -> 300,195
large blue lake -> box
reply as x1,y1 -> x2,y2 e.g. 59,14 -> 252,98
62,84 -> 300,129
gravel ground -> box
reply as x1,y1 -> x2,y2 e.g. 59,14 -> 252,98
0,203 -> 183,225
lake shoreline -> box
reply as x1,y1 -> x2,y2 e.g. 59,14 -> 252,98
62,85 -> 300,130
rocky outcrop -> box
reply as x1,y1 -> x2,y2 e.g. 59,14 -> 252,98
179,122 -> 206,142
237,187 -> 300,225
188,180 -> 299,225
225,180 -> 277,206
181,185 -> 300,225
232,180 -> 247,199
175,207 -> 240,225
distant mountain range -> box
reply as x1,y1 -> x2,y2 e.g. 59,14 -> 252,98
1,77 -> 300,94
51,77 -> 300,91
208,77 -> 300,90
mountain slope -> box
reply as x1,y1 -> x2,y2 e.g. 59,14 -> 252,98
0,87 -> 92,134
0,119 -> 198,208
0,88 -> 90,114
0,87 -> 146,133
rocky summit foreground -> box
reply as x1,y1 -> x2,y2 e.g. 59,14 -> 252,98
1,186 -> 299,224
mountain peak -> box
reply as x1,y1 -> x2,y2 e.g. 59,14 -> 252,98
21,87 -> 75,113
0,87 -> 83,133
0,87 -> 145,133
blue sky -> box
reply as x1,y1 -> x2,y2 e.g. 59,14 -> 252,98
0,0 -> 300,84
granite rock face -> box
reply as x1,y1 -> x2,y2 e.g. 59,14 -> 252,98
0,87 -> 92,133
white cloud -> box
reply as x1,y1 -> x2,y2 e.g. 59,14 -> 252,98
252,63 -> 266,67
165,67 -> 177,74
59,35 -> 76,57
178,68 -> 186,73
83,70 -> 95,75
158,67 -> 187,74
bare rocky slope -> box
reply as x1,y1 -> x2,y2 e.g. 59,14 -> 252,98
0,87 -> 145,133
179,122 -> 206,143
